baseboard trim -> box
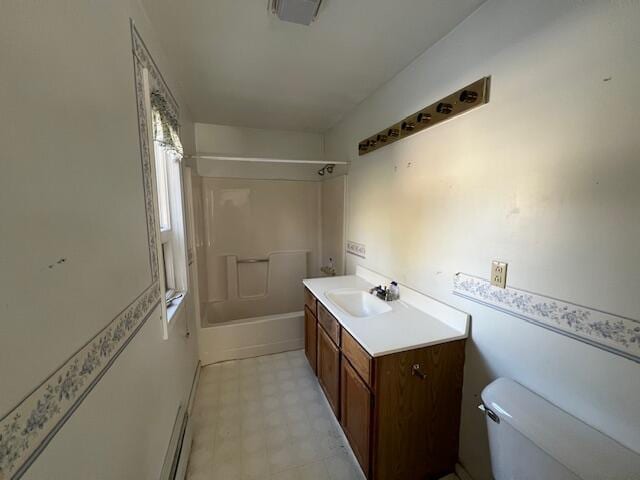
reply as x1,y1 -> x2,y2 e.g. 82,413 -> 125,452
174,362 -> 201,480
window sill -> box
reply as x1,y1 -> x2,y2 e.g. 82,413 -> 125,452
167,292 -> 187,324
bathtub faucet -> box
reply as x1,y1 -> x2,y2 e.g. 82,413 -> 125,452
320,265 -> 336,276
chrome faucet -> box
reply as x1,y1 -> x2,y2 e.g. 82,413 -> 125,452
369,285 -> 386,298
369,281 -> 400,301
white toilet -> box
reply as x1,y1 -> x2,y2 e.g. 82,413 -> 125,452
480,378 -> 640,480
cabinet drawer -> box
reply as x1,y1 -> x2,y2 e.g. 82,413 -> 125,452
341,329 -> 373,388
304,287 -> 317,316
318,302 -> 341,346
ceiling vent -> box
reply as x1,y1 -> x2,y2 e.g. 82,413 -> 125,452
269,0 -> 323,26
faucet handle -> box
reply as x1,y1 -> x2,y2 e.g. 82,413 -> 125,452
388,281 -> 400,300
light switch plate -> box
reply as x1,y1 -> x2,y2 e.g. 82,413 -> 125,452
491,261 -> 508,288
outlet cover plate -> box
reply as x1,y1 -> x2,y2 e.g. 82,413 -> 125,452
346,241 -> 366,258
491,261 -> 508,288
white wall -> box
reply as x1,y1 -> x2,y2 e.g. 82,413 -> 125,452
0,1 -> 198,478
192,122 -> 349,181
195,123 -> 324,160
324,1 -> 640,478
321,175 -> 347,276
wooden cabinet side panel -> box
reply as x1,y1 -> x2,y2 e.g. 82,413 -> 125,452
372,340 -> 465,480
304,306 -> 317,374
317,326 -> 341,418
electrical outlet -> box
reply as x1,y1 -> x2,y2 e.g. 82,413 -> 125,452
490,261 -> 508,288
346,240 -> 366,258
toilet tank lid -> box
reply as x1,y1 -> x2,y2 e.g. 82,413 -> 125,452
481,378 -> 640,480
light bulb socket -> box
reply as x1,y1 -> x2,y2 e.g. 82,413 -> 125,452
436,102 -> 453,114
459,90 -> 478,103
417,112 -> 431,123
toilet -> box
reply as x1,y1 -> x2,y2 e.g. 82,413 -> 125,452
481,378 -> 640,480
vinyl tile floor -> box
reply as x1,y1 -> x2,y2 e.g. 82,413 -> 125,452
186,349 -> 366,480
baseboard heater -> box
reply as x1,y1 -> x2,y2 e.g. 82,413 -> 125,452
160,364 -> 200,480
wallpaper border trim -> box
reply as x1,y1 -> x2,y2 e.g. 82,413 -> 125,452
0,21 -> 172,479
453,273 -> 640,363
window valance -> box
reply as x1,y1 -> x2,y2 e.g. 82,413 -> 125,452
150,90 -> 183,155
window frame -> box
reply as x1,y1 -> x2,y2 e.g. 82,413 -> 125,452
142,68 -> 189,337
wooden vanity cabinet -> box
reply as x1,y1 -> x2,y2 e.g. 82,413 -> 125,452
318,302 -> 341,345
304,306 -> 317,374
304,287 -> 317,316
341,329 -> 372,387
304,286 -> 466,480
341,357 -> 372,478
370,340 -> 465,479
317,325 -> 341,417
304,287 -> 318,375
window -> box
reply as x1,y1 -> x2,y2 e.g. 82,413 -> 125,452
145,79 -> 188,327
154,140 -> 185,303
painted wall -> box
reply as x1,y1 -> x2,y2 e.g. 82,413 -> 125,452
192,122 -> 349,181
195,123 -> 324,160
0,1 -> 198,479
324,1 -> 640,478
321,175 -> 347,276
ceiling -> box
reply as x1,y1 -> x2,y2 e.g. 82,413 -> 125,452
141,0 -> 486,132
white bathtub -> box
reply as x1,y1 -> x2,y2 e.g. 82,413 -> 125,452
196,310 -> 304,365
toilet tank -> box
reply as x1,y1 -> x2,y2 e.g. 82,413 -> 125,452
481,378 -> 640,480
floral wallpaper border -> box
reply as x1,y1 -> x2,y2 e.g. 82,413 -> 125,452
453,273 -> 640,363
0,22 -> 175,479
0,286 -> 160,479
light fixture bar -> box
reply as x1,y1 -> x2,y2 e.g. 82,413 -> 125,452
358,77 -> 491,156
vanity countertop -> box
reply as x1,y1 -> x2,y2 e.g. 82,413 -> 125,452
303,270 -> 469,357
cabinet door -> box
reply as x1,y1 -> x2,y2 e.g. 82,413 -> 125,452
304,306 -> 317,375
317,326 -> 341,418
341,357 -> 372,478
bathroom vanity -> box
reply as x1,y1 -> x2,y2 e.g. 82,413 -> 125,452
303,267 -> 469,480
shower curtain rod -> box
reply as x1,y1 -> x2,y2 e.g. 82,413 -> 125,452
184,153 -> 347,165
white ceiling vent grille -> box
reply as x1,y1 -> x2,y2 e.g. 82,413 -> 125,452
269,0 -> 323,26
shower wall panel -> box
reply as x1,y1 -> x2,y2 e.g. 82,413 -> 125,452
197,177 -> 321,324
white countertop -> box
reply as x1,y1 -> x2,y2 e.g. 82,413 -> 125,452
303,268 -> 469,357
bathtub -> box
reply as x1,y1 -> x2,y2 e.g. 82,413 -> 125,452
197,310 -> 304,365
195,249 -> 310,365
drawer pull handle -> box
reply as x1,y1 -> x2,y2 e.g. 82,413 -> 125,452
412,364 -> 427,380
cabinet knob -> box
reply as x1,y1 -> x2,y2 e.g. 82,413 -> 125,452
411,364 -> 427,380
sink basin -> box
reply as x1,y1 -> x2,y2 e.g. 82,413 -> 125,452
326,288 -> 392,318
